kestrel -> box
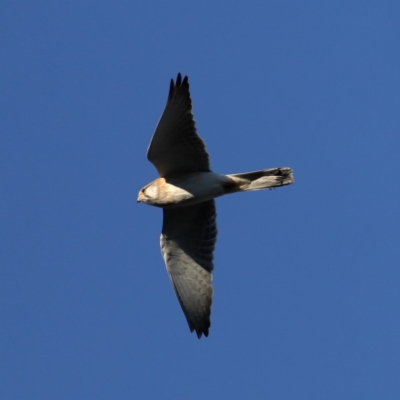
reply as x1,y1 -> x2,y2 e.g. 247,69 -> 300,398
138,73 -> 294,338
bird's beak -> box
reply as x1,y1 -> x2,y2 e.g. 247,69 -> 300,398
137,192 -> 143,203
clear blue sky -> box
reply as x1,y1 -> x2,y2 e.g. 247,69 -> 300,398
1,2 -> 399,399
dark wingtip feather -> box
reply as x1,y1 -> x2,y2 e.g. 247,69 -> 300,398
168,78 -> 174,100
189,323 -> 210,339
195,329 -> 208,339
194,323 -> 210,339
175,73 -> 189,88
168,73 -> 189,100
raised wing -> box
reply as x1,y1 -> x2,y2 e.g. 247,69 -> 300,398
160,200 -> 217,338
147,73 -> 211,177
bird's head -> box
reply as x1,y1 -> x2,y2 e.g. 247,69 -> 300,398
137,182 -> 159,206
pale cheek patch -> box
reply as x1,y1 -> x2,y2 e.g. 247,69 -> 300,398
146,185 -> 158,198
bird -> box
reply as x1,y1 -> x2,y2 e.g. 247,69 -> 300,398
137,73 -> 294,338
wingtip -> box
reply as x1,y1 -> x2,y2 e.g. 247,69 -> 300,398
194,328 -> 209,339
175,73 -> 189,87
168,73 -> 189,100
168,78 -> 174,99
190,322 -> 210,339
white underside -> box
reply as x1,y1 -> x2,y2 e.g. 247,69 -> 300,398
162,172 -> 233,207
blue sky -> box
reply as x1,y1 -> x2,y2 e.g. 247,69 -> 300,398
1,1 -> 399,399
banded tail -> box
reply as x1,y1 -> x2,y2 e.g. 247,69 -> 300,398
227,167 -> 294,192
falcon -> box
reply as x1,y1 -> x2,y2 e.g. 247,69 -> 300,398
137,73 -> 294,338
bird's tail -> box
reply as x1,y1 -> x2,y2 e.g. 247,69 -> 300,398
226,167 -> 294,192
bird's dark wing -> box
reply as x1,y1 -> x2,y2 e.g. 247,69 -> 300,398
160,200 -> 217,338
147,73 -> 211,177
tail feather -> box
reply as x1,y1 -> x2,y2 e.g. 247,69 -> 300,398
227,167 -> 294,192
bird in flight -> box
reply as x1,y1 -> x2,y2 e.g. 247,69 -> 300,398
138,73 -> 294,338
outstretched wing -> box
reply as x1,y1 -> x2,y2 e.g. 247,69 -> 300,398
160,200 -> 217,338
147,73 -> 211,177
